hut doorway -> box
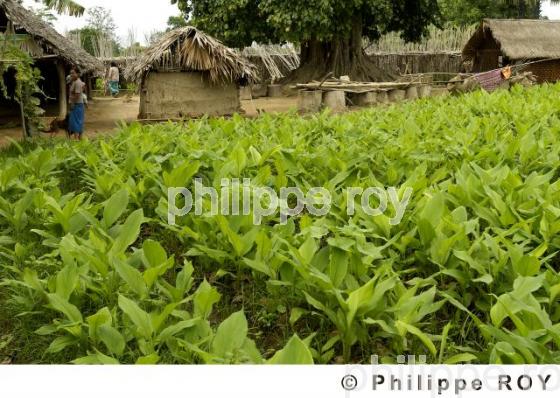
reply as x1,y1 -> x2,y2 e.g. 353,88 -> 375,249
0,60 -> 65,127
35,59 -> 64,118
0,68 -> 19,126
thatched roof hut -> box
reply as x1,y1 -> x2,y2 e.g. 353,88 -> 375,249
126,27 -> 257,85
0,0 -> 102,74
462,19 -> 560,82
126,27 -> 257,120
1,0 -> 103,124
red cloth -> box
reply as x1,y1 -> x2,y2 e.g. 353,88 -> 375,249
473,69 -> 504,92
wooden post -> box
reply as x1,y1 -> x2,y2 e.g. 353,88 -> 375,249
322,91 -> 346,111
87,74 -> 93,100
56,60 -> 67,120
297,90 -> 323,113
19,100 -> 28,139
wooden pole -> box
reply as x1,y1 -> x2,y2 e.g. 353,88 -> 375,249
87,75 -> 93,100
19,100 -> 28,140
56,60 -> 67,120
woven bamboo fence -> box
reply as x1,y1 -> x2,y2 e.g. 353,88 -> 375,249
368,52 -> 464,76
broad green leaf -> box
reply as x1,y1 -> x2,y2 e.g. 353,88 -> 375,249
420,192 -> 445,228
346,276 -> 395,326
513,274 -> 546,297
328,248 -> 348,288
298,236 -> 317,265
136,353 -> 160,364
158,319 -> 199,341
114,258 -> 148,298
268,335 -> 313,364
110,209 -> 144,255
212,311 -> 248,357
47,293 -> 83,323
98,324 -> 125,356
327,236 -> 355,251
193,280 -> 221,319
143,239 -> 167,268
513,255 -> 541,277
46,335 -> 77,354
103,189 -> 129,227
396,320 -> 437,356
55,262 -> 79,301
217,216 -> 244,257
444,353 -> 478,364
143,259 -> 175,289
73,352 -> 120,364
118,295 -> 153,339
289,307 -> 307,326
87,307 -> 112,340
243,257 -> 274,278
163,161 -> 200,187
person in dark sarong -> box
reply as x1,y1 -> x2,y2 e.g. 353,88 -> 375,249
68,68 -> 86,140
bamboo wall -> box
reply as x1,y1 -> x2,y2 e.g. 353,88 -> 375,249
245,55 -> 297,83
247,52 -> 464,82
368,52 -> 464,76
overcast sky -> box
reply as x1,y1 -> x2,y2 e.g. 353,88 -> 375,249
24,0 -> 180,44
23,0 -> 560,45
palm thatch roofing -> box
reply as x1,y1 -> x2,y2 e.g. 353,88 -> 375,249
0,0 -> 103,73
463,19 -> 560,61
126,27 -> 257,84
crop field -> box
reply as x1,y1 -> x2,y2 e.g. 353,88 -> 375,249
1,84 -> 560,364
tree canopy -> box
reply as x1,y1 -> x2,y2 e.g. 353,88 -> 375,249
170,0 -> 441,80
438,0 -> 545,26
67,6 -> 120,57
171,0 -> 441,48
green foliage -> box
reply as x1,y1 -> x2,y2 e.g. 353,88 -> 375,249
439,0 -> 545,26
67,7 -> 120,57
38,0 -> 85,17
2,84 -> 560,364
167,15 -> 189,31
172,0 -> 441,48
0,37 -> 44,131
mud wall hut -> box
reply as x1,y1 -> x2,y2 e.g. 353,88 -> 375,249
126,27 -> 256,120
0,0 -> 103,122
462,19 -> 560,83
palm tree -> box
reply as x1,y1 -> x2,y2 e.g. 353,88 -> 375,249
36,0 -> 85,16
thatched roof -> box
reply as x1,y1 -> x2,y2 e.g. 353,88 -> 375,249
463,19 -> 560,61
100,56 -> 138,70
126,27 -> 257,84
0,0 -> 103,74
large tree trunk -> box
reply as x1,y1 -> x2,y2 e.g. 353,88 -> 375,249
284,19 -> 395,83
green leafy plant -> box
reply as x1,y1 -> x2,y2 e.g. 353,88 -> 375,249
2,84 -> 560,364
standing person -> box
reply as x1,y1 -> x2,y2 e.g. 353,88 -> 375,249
68,68 -> 86,140
108,62 -> 120,97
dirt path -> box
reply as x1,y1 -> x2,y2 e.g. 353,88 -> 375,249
0,96 -> 140,147
242,97 -> 298,116
0,95 -> 303,147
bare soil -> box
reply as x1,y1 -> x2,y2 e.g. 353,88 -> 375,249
1,90 -> 448,148
0,95 -> 300,147
242,97 -> 299,117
